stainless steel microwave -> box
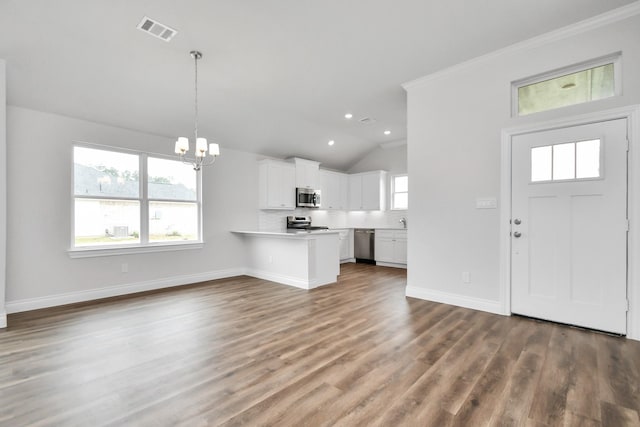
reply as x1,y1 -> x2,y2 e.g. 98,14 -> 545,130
296,188 -> 321,208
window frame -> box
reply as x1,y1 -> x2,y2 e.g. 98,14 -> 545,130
69,142 -> 203,257
511,53 -> 622,117
390,174 -> 408,211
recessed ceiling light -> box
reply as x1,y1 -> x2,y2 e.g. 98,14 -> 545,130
328,140 -> 335,146
384,130 -> 391,135
344,113 -> 353,119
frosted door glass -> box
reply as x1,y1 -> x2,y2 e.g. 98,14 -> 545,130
531,146 -> 552,182
553,143 -> 575,180
576,139 -> 601,179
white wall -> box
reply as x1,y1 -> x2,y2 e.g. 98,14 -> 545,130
404,12 -> 640,315
0,60 -> 6,327
5,106 -> 258,311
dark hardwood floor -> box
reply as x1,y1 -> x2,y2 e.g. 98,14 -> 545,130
1,263 -> 639,426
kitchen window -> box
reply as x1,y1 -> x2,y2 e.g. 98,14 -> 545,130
71,144 -> 201,255
391,174 -> 408,210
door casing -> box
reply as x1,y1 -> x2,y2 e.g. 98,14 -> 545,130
499,105 -> 640,340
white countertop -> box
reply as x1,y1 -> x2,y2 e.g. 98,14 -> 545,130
232,230 -> 340,238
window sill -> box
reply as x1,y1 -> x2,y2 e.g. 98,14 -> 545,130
68,242 -> 204,258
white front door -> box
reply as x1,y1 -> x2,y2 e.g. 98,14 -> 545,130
511,118 -> 628,334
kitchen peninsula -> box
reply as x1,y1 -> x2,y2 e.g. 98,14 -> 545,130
232,230 -> 340,289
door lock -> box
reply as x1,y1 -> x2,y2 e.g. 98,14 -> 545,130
513,219 -> 522,225
513,231 -> 522,238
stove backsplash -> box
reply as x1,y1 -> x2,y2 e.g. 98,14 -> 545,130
258,209 -> 407,232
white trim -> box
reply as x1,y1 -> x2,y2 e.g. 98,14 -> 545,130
243,268 -> 338,290
405,286 -> 503,315
402,2 -> 640,90
5,268 -> 244,314
68,242 -> 204,258
500,105 -> 640,341
376,261 -> 407,269
340,258 -> 356,264
0,311 -> 6,328
379,139 -> 407,149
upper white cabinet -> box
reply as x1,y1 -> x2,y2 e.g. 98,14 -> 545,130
293,158 -> 320,189
258,160 -> 296,210
320,170 -> 348,210
348,171 -> 387,211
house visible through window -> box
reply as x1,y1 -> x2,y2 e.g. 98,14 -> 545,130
513,54 -> 620,116
391,175 -> 408,210
73,145 -> 200,248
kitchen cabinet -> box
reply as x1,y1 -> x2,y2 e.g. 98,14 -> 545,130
320,170 -> 348,210
294,158 -> 320,189
334,228 -> 354,262
258,160 -> 296,210
375,229 -> 407,266
348,171 -> 387,211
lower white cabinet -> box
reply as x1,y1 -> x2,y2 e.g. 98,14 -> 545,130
335,229 -> 354,262
375,229 -> 407,265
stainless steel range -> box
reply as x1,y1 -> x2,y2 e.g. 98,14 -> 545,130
286,216 -> 329,232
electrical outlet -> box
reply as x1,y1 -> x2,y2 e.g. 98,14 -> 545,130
121,263 -> 128,273
462,272 -> 470,283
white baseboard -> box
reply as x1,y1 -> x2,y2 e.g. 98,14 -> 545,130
244,268 -> 311,290
0,311 -> 6,328
376,261 -> 407,269
5,268 -> 245,314
405,286 -> 504,315
340,258 -> 356,264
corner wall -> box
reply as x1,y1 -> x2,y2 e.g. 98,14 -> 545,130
4,106 -> 259,313
0,60 -> 6,327
404,11 -> 640,324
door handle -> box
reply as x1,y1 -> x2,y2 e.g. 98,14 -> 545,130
513,231 -> 522,238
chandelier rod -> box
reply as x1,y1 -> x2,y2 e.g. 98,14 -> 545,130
191,50 -> 202,142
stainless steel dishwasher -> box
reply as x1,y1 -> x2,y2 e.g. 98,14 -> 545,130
354,228 -> 375,264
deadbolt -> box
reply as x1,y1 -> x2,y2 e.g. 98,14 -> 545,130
514,219 -> 522,225
513,231 -> 522,238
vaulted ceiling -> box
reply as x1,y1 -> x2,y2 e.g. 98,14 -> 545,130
0,0 -> 635,170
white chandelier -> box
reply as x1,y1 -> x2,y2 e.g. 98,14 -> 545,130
174,50 -> 220,171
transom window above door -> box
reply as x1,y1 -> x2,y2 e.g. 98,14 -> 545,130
530,139 -> 601,182
513,53 -> 620,116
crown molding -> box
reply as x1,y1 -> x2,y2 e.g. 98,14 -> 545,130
379,139 -> 407,149
403,1 -> 640,90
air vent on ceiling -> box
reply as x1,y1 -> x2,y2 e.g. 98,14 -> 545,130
358,117 -> 376,124
136,16 -> 177,42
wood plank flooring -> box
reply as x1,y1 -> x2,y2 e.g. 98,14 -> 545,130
1,263 -> 639,426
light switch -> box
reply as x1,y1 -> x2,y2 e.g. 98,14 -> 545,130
476,197 -> 497,209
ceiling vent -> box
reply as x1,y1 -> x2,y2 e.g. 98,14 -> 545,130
136,16 -> 177,42
358,117 -> 376,124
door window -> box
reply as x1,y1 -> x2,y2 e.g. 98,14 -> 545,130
530,139 -> 601,183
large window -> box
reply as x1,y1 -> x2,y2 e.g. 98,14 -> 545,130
73,145 -> 200,249
391,175 -> 408,210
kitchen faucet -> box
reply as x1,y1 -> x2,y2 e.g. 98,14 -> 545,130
399,217 -> 407,228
